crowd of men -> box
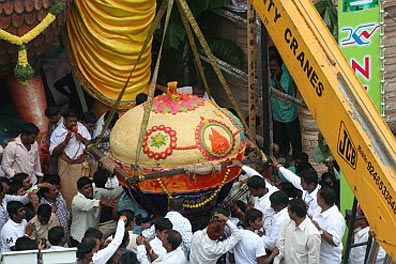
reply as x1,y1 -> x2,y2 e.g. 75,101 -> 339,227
0,105 -> 382,263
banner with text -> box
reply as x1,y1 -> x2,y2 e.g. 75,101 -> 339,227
338,0 -> 381,219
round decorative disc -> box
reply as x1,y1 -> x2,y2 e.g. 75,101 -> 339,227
143,125 -> 177,160
195,118 -> 235,159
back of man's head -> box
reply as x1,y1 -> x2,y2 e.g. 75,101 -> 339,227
76,239 -> 96,260
15,237 -> 37,251
84,228 -> 103,240
38,204 -> 52,219
207,220 -> 225,241
45,106 -> 60,117
166,230 -> 182,251
93,168 -> 110,188
289,198 -> 307,218
48,226 -> 65,246
12,173 -> 29,185
300,168 -> 319,186
247,175 -> 266,189
154,217 -> 172,232
270,190 -> 289,206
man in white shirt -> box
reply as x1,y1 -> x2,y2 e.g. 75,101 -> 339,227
137,229 -> 187,264
348,210 -> 386,263
230,209 -> 266,264
190,213 -> 242,264
262,190 -> 290,251
163,198 -> 193,257
49,108 -> 92,209
271,156 -> 321,218
312,187 -> 346,264
266,198 -> 321,264
1,123 -> 43,184
90,216 -> 127,264
247,175 -> 278,235
0,201 -> 33,251
150,217 -> 172,260
0,181 -> 31,231
70,176 -> 123,245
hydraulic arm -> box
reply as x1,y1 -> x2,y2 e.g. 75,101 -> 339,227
252,0 -> 396,258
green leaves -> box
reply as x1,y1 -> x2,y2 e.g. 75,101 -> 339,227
314,0 -> 338,39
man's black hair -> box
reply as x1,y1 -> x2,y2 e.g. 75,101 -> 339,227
7,201 -> 24,218
288,198 -> 307,218
210,205 -> 231,218
247,175 -> 266,189
93,168 -> 110,188
21,123 -> 39,136
48,226 -> 65,246
136,93 -> 148,106
300,168 -> 319,186
8,182 -> 22,195
63,108 -> 80,119
270,190 -> 289,206
12,172 -> 29,185
245,209 -> 263,226
119,210 -> 135,227
82,111 -> 97,124
166,230 -> 182,251
84,228 -> 103,240
45,106 -> 60,117
15,237 -> 37,251
38,204 -> 52,219
154,217 -> 172,232
44,174 -> 61,185
77,176 -> 92,190
76,239 -> 96,260
319,187 -> 337,206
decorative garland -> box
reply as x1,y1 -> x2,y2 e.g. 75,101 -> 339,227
157,168 -> 231,209
0,2 -> 66,82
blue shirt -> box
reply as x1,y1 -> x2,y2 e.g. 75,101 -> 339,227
270,63 -> 298,123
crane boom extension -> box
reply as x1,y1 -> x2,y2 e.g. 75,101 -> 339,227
252,0 -> 396,257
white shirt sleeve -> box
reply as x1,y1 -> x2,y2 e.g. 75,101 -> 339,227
49,128 -> 65,156
4,193 -> 30,205
242,165 -> 262,178
307,233 -> 321,264
92,219 -> 125,264
72,195 -> 100,211
278,166 -> 303,191
262,217 -> 282,250
274,220 -> 287,262
137,245 -> 152,264
1,143 -> 16,178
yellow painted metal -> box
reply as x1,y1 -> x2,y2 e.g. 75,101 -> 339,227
252,0 -> 396,258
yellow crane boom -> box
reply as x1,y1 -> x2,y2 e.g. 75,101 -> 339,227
252,0 -> 396,258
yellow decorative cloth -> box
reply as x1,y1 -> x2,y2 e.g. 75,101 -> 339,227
65,0 -> 155,108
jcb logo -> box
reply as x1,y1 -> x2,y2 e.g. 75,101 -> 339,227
337,121 -> 357,169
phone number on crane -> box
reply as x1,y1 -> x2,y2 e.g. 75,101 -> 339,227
367,161 -> 396,214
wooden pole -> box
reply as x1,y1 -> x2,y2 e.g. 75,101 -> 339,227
247,0 -> 257,140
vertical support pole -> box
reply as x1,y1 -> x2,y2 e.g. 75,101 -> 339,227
247,0 -> 257,140
260,27 -> 270,154
344,197 -> 358,263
